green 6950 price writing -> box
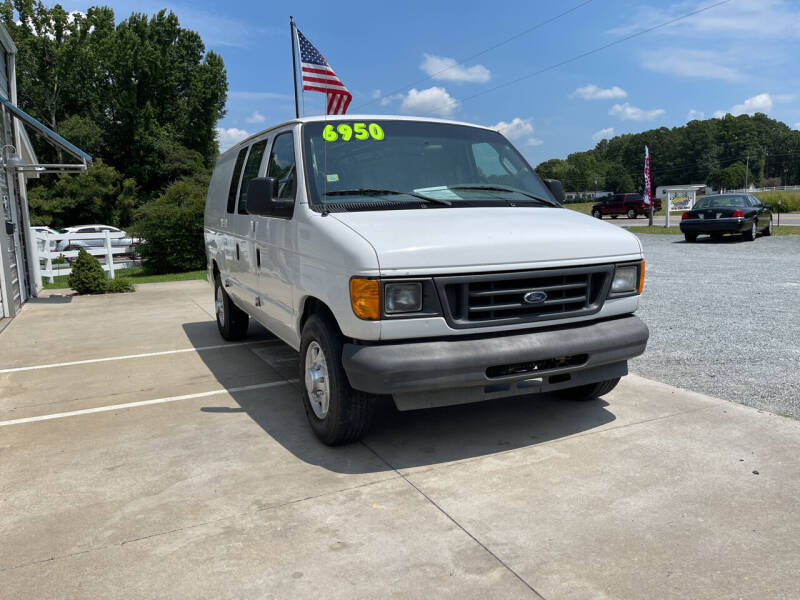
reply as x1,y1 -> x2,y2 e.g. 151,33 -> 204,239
323,122 -> 385,142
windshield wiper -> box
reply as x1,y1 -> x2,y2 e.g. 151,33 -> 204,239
324,188 -> 452,206
445,184 -> 558,206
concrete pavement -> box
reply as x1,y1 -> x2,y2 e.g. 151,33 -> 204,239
2,281 -> 799,599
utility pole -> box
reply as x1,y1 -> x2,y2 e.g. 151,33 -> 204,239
745,154 -> 749,189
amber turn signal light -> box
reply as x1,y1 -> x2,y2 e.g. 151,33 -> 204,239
638,261 -> 645,295
350,278 -> 380,320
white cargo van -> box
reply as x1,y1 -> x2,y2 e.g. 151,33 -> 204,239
205,116 -> 649,445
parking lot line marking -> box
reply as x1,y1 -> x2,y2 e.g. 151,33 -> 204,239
0,340 -> 281,374
0,380 -> 297,427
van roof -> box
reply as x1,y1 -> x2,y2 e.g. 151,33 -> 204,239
219,114 -> 497,158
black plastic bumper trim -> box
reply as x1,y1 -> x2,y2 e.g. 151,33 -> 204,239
342,314 -> 649,395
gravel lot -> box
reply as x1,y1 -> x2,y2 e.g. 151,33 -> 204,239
631,233 -> 800,418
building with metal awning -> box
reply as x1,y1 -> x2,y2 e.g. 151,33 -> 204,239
0,23 -> 92,321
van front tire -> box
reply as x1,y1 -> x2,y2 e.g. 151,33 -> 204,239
214,276 -> 249,341
300,314 -> 374,445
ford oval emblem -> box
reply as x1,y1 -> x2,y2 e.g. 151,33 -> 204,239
523,291 -> 548,305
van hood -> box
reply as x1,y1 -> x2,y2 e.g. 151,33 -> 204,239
331,206 -> 642,273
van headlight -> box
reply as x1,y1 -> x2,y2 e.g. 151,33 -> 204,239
611,261 -> 645,295
384,282 -> 422,314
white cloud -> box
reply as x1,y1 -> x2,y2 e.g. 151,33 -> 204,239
371,89 -> 382,99
617,1 -> 800,82
216,127 -> 250,152
713,93 -> 774,118
607,0 -> 800,40
592,127 -> 615,143
491,117 -> 532,139
491,117 -> 543,147
570,84 -> 627,100
687,109 -> 705,121
794,122 -> 800,130
420,54 -> 491,83
380,93 -> 404,106
246,111 -> 266,124
640,49 -> 746,82
609,103 -> 665,122
400,87 -> 459,117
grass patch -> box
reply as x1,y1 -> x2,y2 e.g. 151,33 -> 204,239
627,225 -> 799,236
755,190 -> 800,213
43,266 -> 207,290
563,202 -> 594,215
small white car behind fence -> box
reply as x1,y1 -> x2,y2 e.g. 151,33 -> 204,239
33,230 -> 133,283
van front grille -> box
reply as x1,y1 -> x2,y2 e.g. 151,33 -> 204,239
434,265 -> 614,328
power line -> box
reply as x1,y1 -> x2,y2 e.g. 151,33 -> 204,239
420,0 -> 731,117
355,0 -> 595,111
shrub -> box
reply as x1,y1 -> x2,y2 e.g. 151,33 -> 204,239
130,174 -> 209,274
755,191 -> 800,213
106,278 -> 135,293
68,249 -> 107,294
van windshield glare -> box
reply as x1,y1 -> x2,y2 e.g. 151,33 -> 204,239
301,120 -> 556,210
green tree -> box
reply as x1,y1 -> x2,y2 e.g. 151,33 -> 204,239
27,159 -> 138,227
130,173 -> 209,273
536,114 -> 800,190
1,2 -> 227,198
706,162 -> 751,190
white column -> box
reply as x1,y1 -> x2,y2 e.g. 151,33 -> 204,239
104,230 -> 115,279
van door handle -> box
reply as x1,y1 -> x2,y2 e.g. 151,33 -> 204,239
236,243 -> 240,261
256,248 -> 261,268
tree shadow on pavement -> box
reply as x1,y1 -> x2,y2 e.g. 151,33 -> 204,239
183,320 -> 616,474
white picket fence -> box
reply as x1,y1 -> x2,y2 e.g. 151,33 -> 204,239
722,185 -> 800,194
34,231 -> 135,283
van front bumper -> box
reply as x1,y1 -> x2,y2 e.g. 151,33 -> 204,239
342,315 -> 649,410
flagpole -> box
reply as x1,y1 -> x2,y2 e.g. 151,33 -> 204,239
290,16 -> 300,118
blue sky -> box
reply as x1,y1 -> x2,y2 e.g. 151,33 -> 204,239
61,0 -> 800,165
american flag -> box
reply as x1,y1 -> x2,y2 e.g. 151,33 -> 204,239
296,29 -> 352,115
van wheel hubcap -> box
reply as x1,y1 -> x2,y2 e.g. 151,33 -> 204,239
305,341 -> 330,419
215,285 -> 225,327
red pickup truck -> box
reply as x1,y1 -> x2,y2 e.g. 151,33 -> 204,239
592,193 -> 662,219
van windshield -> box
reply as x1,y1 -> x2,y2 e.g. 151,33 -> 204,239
301,120 -> 557,210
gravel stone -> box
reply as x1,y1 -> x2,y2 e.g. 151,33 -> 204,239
630,233 -> 800,418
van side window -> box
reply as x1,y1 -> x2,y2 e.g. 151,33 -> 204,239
238,139 -> 268,214
267,132 -> 297,200
227,147 -> 249,213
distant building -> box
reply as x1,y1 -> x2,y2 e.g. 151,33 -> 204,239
0,23 -> 91,321
564,190 -> 613,203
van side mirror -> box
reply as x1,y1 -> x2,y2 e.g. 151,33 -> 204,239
544,179 -> 564,203
246,177 -> 294,218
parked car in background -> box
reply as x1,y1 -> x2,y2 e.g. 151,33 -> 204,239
679,194 -> 772,242
592,193 -> 662,219
30,226 -> 58,251
56,225 -> 139,257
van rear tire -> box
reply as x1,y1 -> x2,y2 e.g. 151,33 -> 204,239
554,377 -> 620,401
214,276 -> 249,341
300,313 -> 375,445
